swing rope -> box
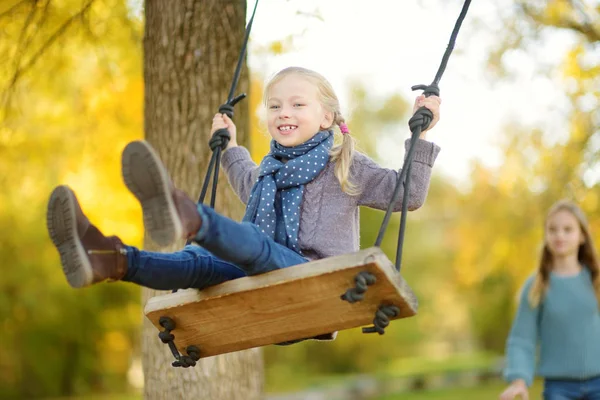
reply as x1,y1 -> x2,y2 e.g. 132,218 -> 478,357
195,0 -> 260,211
164,0 -> 260,326
374,0 -> 472,272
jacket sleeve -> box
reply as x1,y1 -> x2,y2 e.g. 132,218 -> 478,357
353,138 -> 440,211
503,277 -> 540,387
221,146 -> 260,204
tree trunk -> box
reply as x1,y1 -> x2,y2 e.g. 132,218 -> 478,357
141,1 -> 263,398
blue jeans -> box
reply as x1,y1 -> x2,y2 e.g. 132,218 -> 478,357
544,376 -> 600,400
122,204 -> 308,290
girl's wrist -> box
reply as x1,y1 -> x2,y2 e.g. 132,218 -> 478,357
512,379 -> 527,388
225,141 -> 239,151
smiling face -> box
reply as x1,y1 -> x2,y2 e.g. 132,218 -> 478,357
545,209 -> 585,258
265,74 -> 333,147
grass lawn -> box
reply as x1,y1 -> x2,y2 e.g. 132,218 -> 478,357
376,380 -> 544,399
46,395 -> 141,400
47,379 -> 545,400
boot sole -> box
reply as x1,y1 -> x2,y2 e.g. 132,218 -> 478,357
121,140 -> 183,246
46,186 -> 93,288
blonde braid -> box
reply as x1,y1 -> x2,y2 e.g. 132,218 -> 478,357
329,114 -> 357,195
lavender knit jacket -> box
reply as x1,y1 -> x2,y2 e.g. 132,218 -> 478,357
221,138 -> 441,261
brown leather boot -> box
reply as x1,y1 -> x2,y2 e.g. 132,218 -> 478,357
46,185 -> 128,288
121,140 -> 201,246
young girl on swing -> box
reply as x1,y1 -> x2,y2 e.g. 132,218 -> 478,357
47,66 -> 441,292
499,200 -> 600,400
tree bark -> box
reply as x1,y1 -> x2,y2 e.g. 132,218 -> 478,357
142,1 -> 263,398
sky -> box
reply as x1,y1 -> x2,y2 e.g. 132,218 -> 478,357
246,0 -> 577,185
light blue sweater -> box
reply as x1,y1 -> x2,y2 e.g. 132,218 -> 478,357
503,268 -> 600,386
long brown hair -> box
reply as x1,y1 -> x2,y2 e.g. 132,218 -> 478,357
528,200 -> 600,307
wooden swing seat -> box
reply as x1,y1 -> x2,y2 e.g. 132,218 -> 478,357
144,246 -> 418,359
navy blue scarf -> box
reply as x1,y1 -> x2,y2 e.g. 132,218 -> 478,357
243,130 -> 333,253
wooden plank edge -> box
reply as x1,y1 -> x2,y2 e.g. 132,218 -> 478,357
143,247 -> 419,319
144,247 -> 387,314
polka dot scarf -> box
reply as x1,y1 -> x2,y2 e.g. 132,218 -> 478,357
243,130 -> 334,253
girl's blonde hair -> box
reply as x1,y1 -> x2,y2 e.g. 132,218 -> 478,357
528,200 -> 600,307
263,66 -> 357,194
